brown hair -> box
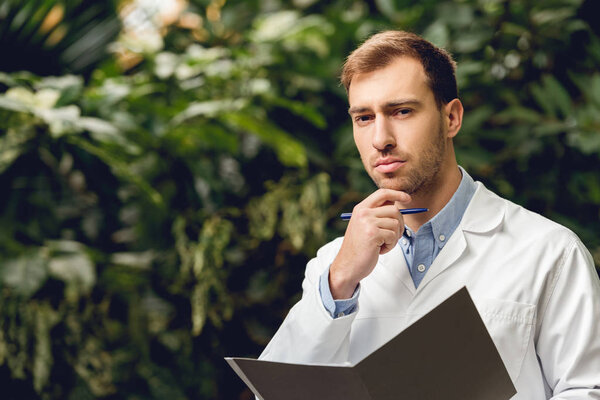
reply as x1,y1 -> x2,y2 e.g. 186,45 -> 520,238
340,30 -> 458,108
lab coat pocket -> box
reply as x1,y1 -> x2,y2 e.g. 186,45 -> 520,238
476,298 -> 535,383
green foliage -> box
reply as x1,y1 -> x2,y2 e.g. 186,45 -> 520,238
1,0 -> 599,398
0,0 -> 121,75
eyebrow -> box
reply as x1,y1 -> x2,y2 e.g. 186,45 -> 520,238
348,99 -> 423,115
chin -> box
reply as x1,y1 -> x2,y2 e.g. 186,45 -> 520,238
375,176 -> 410,192
378,174 -> 429,195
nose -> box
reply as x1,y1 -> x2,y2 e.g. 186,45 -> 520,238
372,115 -> 396,151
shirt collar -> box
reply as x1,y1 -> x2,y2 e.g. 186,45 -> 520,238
404,166 -> 477,248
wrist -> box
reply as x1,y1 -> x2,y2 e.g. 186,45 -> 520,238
329,261 -> 359,299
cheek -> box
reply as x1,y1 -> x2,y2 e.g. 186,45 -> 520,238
353,130 -> 369,152
406,120 -> 440,146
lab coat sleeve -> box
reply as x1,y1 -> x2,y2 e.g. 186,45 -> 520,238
258,238 -> 357,364
536,236 -> 600,399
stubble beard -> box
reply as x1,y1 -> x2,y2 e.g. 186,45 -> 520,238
367,122 -> 447,195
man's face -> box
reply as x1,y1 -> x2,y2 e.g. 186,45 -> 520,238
348,57 -> 449,195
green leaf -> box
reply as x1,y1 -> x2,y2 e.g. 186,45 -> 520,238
223,112 -> 307,167
0,127 -> 36,174
191,279 -> 208,335
4,87 -> 37,108
77,117 -> 119,136
494,106 -> 542,125
454,32 -> 490,53
247,190 -> 280,242
251,11 -> 301,42
110,251 -> 155,269
268,97 -> 327,129
171,99 -> 246,126
76,116 -> 141,154
533,121 -> 569,136
280,199 -> 305,249
36,75 -> 84,107
461,105 -> 494,134
530,76 -> 573,119
422,21 -> 450,49
374,0 -> 399,21
500,22 -> 528,37
34,105 -> 82,137
0,72 -> 18,86
138,364 -> 187,400
195,216 -> 234,276
48,253 -> 95,298
576,73 -> 600,107
567,131 -> 600,155
0,249 -> 48,298
531,7 -> 577,26
33,302 -> 59,393
66,136 -> 164,206
0,95 -> 30,113
542,75 -> 572,118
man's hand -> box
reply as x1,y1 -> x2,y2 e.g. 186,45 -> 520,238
329,189 -> 410,299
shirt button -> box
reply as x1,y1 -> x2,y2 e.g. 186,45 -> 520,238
439,234 -> 446,241
401,239 -> 408,246
405,229 -> 412,237
417,264 -> 426,273
337,312 -> 345,317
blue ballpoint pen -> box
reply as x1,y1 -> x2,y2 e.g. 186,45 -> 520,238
340,208 -> 428,221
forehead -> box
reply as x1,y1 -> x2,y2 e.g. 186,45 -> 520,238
348,57 -> 433,107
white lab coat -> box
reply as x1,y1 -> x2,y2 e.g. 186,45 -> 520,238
260,182 -> 600,399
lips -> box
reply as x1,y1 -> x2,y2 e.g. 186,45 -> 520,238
374,158 -> 405,173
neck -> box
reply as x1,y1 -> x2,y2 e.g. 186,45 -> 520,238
403,155 -> 461,232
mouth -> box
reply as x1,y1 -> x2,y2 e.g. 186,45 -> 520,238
374,158 -> 405,173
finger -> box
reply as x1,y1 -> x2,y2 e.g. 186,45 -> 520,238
364,189 -> 411,207
350,205 -> 402,225
375,217 -> 402,234
377,228 -> 401,254
373,204 -> 405,219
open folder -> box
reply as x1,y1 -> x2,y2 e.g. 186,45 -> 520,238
226,287 -> 516,400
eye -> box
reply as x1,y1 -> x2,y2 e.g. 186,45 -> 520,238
394,108 -> 412,116
354,114 -> 374,126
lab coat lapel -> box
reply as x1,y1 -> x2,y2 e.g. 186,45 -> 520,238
415,183 -> 506,292
379,242 -> 416,295
416,229 -> 467,292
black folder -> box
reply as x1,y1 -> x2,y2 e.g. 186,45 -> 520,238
226,287 -> 516,400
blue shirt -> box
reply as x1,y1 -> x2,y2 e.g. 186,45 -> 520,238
319,166 -> 476,318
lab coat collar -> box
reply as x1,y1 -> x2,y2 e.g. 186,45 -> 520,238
414,182 -> 506,293
380,181 -> 506,295
460,182 -> 506,234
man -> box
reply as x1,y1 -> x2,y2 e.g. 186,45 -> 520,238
259,30 -> 600,398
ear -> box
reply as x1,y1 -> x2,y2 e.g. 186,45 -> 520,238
443,98 -> 464,139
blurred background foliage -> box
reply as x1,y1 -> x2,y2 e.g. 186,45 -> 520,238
0,0 -> 599,398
